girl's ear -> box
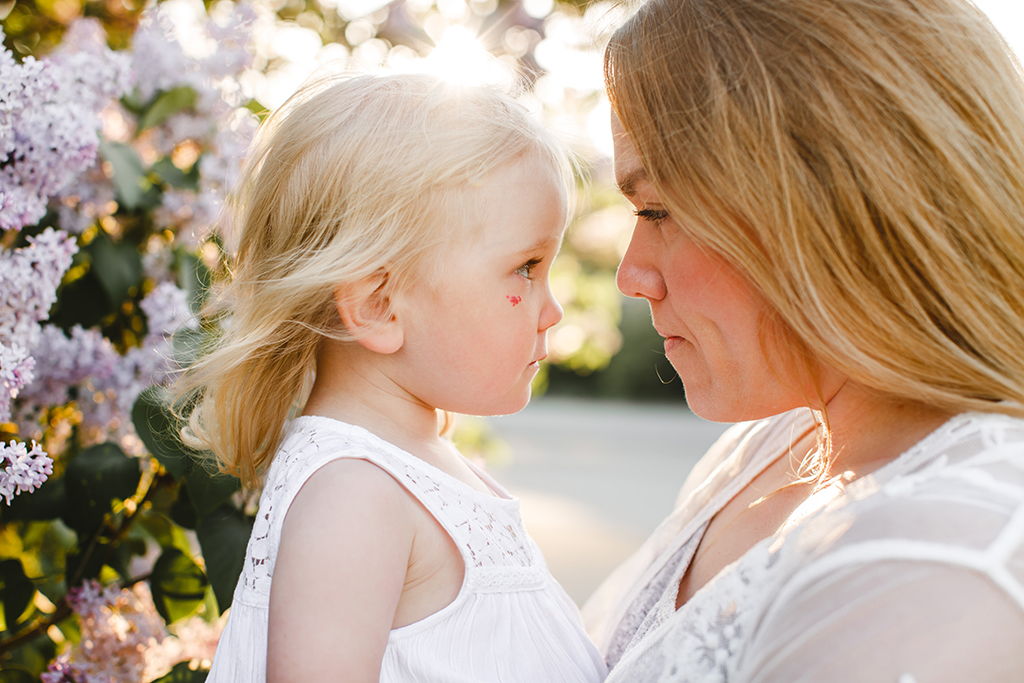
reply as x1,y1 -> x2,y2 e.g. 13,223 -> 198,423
334,270 -> 404,354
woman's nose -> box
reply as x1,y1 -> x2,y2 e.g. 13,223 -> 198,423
616,225 -> 667,301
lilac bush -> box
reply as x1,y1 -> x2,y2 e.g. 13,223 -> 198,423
0,4 -> 258,680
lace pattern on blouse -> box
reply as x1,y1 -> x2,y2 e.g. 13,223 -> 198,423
604,520 -> 708,668
235,417 -> 543,607
605,413 -> 1024,683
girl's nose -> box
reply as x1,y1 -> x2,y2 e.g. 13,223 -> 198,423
539,288 -> 564,332
616,226 -> 667,301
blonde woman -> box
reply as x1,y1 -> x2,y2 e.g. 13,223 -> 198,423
175,73 -> 606,682
582,0 -> 1024,680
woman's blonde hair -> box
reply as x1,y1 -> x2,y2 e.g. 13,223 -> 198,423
174,72 -> 568,487
606,0 -> 1024,421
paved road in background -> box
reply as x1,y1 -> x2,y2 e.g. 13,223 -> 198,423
483,398 -> 732,605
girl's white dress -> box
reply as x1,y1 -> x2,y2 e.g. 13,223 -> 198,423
583,409 -> 1024,682
207,415 -> 607,683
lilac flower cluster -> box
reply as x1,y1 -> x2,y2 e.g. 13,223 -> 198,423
0,21 -> 132,232
131,3 -> 258,249
0,438 -> 53,504
42,580 -> 221,683
43,580 -> 167,683
15,283 -> 197,441
13,325 -> 118,426
0,228 -> 79,423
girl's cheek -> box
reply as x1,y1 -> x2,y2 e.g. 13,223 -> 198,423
505,295 -> 522,307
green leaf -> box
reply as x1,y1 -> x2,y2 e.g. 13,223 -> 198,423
171,326 -> 208,369
0,668 -> 37,683
150,547 -> 208,624
195,505 -> 252,612
151,156 -> 200,191
139,87 -> 198,131
170,482 -> 198,530
4,476 -> 67,521
151,661 -> 209,683
63,442 -> 142,539
65,541 -> 109,584
107,538 -> 148,583
86,231 -> 143,310
0,559 -> 35,631
132,386 -> 189,481
185,463 -> 239,522
100,141 -> 148,211
49,268 -> 115,330
175,249 -> 212,315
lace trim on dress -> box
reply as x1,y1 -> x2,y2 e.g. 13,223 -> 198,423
236,417 -> 540,606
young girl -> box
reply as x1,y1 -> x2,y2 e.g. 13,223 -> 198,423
175,73 -> 607,682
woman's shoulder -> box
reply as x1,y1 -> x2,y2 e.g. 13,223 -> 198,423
782,411 -> 1024,571
728,413 -> 1024,681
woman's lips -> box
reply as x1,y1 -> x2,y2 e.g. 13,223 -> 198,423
663,336 -> 684,353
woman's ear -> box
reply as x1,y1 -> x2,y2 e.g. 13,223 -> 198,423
334,270 -> 404,354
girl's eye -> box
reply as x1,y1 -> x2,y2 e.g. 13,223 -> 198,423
635,208 -> 670,224
515,259 -> 541,279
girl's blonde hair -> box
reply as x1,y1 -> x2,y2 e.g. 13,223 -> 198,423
606,0 -> 1024,424
174,72 -> 568,487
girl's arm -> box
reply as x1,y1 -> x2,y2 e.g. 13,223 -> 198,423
267,458 -> 416,683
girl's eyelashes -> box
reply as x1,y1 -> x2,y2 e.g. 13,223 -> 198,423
515,258 -> 542,279
634,208 -> 670,224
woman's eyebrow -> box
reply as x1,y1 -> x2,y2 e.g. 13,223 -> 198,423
617,167 -> 648,197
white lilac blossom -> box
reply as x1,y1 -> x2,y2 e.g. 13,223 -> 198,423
42,580 -> 222,683
0,439 -> 53,505
0,22 -> 131,232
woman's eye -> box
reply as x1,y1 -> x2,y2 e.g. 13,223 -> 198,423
635,208 -> 670,224
515,259 -> 541,279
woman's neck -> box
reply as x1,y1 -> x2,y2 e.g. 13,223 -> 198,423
816,380 -> 954,480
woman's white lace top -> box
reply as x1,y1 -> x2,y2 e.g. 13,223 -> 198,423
583,410 -> 1024,682
207,415 -> 607,683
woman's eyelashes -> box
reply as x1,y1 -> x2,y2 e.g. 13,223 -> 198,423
515,258 -> 542,279
634,208 -> 669,224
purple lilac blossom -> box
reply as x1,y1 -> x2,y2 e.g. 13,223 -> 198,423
0,343 -> 35,424
0,439 -> 53,504
42,579 -> 222,683
0,22 -> 131,232
0,229 -> 79,421
13,325 -> 119,423
129,3 -> 257,244
79,283 -> 195,437
0,228 -> 79,351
